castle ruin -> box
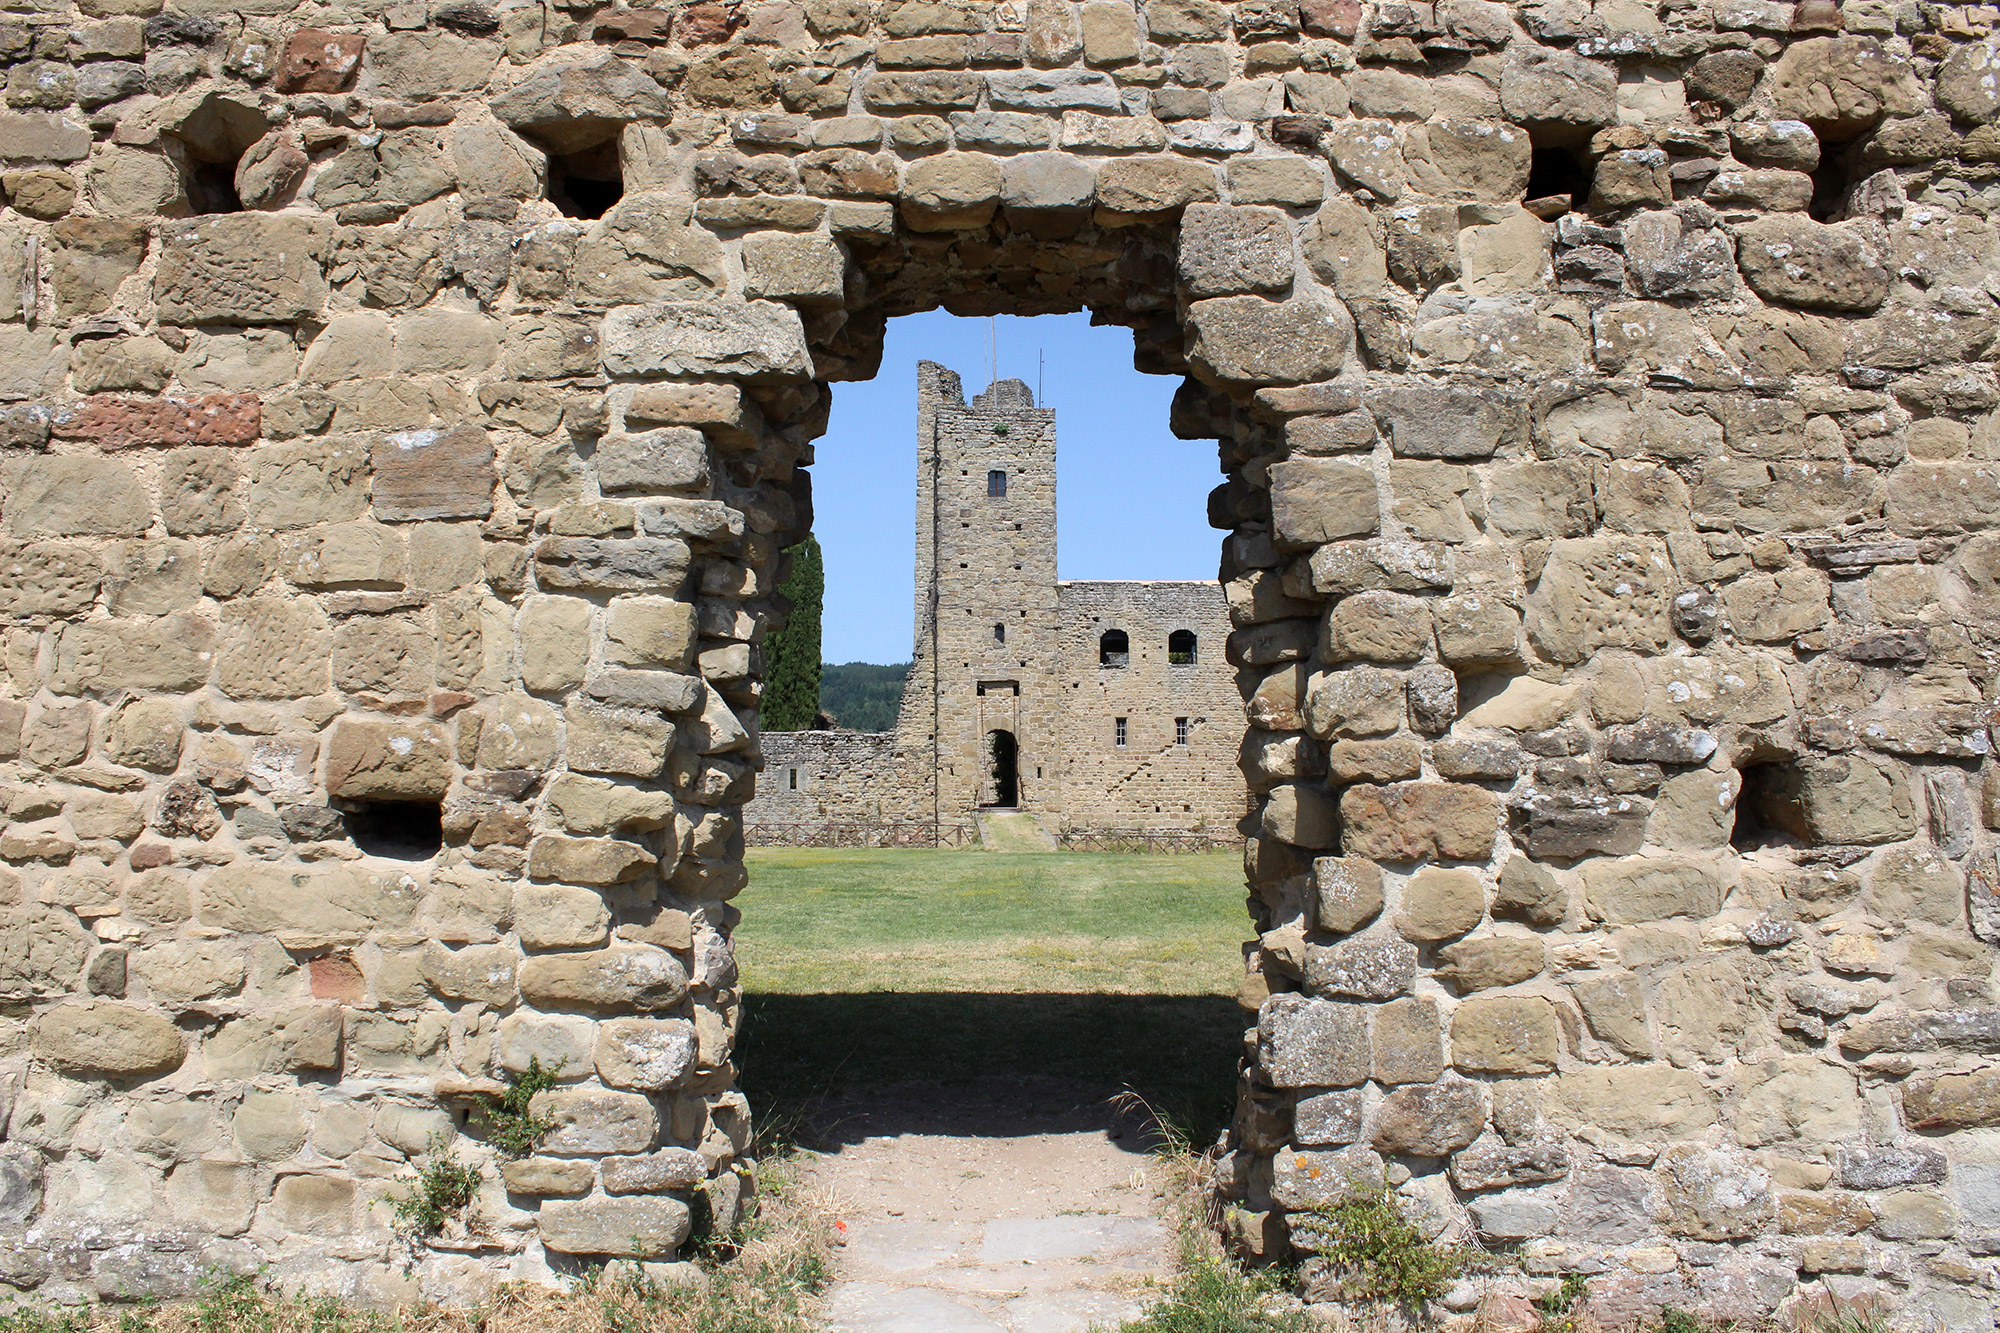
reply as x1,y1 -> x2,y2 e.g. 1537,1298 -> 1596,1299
0,0 -> 1994,1321
749,360 -> 1246,842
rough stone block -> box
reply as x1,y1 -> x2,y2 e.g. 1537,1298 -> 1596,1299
1312,855 -> 1383,934
1582,856 -> 1724,924
1452,996 -> 1561,1075
52,393 -> 260,450
1270,1144 -> 1383,1209
370,425 -> 495,521
531,1088 -> 661,1154
199,864 -> 419,946
154,215 -> 331,324
1267,458 -> 1378,549
597,428 -> 710,494
520,945 -> 690,1011
324,718 -> 453,799
1396,867 -> 1485,943
30,1000 -> 184,1076
535,537 -> 692,593
1303,935 -> 1416,999
1258,993 -> 1369,1087
595,1017 -> 698,1090
600,300 -> 811,381
539,1195 -> 690,1256
2,456 -> 150,538
1339,782 -> 1499,862
1177,203 -> 1293,296
1904,1069 -> 2000,1131
1371,1074 -> 1487,1157
527,835 -> 655,886
1187,294 -> 1351,387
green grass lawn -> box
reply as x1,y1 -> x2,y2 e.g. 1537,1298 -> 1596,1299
733,848 -> 1253,1145
736,847 -> 1249,994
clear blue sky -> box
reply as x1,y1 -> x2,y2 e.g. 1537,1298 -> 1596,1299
810,310 -> 1226,665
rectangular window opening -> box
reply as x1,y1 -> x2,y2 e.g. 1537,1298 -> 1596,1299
1175,717 -> 1189,746
987,469 -> 1007,497
1115,717 -> 1127,748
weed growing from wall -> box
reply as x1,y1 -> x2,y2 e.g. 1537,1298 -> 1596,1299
475,1056 -> 562,1160
394,1134 -> 483,1237
1307,1190 -> 1473,1311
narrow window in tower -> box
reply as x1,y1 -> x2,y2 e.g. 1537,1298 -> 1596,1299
1175,717 -> 1189,745
788,768 -> 799,790
988,469 -> 1007,497
994,623 -> 1005,643
1115,717 -> 1127,747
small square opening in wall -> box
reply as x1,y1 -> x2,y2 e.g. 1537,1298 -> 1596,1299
1733,761 -> 1809,851
343,800 -> 443,861
186,160 -> 244,214
548,142 -> 624,220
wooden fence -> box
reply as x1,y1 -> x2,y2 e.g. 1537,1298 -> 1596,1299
1055,829 -> 1238,854
744,822 -> 978,848
744,822 -> 1234,853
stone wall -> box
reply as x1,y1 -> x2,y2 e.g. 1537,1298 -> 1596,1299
0,0 -> 1996,1320
1056,578 -> 1246,830
744,728 -> 916,832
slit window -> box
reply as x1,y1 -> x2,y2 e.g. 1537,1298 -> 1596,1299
342,800 -> 443,861
994,623 -> 1005,644
987,469 -> 1007,497
1115,717 -> 1127,748
1168,629 -> 1196,665
788,767 -> 798,790
1099,629 -> 1129,668
1175,716 -> 1189,745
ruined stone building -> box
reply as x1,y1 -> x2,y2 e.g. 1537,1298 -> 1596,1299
748,360 -> 1245,840
1,0 -> 2000,1321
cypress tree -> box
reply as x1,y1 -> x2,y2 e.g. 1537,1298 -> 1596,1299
763,534 -> 824,730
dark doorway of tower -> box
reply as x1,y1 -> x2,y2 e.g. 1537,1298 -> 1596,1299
984,728 -> 1020,808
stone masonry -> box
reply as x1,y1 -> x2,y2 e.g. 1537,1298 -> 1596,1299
0,0 -> 1993,1322
749,361 -> 1245,841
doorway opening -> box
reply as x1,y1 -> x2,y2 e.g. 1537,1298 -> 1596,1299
985,728 -> 1019,808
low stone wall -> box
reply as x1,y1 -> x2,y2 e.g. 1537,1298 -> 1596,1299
743,729 -> 927,838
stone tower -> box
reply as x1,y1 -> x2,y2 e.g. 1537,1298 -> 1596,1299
898,361 -> 1063,821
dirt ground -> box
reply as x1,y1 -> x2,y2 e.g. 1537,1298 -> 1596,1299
796,1078 -> 1179,1333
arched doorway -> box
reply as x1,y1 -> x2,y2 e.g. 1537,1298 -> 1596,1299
983,728 -> 1018,808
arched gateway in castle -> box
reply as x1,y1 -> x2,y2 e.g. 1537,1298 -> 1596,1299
0,0 -> 1996,1322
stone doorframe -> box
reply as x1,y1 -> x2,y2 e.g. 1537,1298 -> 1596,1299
3,4 -> 1998,1324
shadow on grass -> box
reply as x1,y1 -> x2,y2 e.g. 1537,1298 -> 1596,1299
738,991 -> 1245,1157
